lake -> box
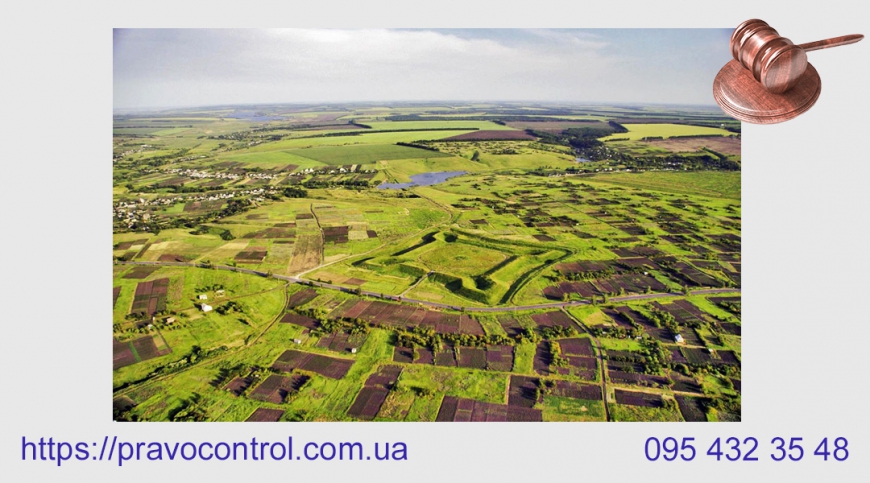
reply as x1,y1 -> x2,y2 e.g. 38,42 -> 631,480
228,111 -> 284,122
377,171 -> 467,190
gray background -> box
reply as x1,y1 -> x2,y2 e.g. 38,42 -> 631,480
1,1 -> 868,481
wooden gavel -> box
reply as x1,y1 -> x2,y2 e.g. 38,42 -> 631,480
730,19 -> 863,94
714,19 -> 863,123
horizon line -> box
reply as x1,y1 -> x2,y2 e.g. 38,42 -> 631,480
113,100 -> 724,114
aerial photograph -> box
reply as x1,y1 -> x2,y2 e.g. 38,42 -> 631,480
113,29 -> 741,422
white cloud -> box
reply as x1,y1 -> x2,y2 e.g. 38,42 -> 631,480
113,28 -> 727,109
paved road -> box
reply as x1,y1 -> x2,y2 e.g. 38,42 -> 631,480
117,261 -> 740,312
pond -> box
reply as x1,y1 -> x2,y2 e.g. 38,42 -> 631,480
377,171 -> 467,190
228,111 -> 283,121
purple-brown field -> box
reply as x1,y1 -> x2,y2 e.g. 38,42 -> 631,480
123,266 -> 160,279
456,347 -> 487,369
508,375 -> 541,408
347,365 -> 403,420
496,314 -> 524,337
392,345 -> 513,371
558,337 -> 595,357
112,338 -> 137,370
279,312 -> 320,329
485,345 -> 514,372
130,278 -> 169,316
675,395 -> 708,422
544,258 -> 668,299
434,349 -> 456,367
287,289 -> 318,308
316,331 -> 368,354
670,372 -> 703,394
249,374 -> 309,404
552,355 -> 597,380
113,334 -> 171,370
511,376 -> 602,403
272,350 -> 354,379
604,306 -> 673,343
223,376 -> 252,396
443,130 -> 536,141
332,299 -> 485,335
552,380 -> 603,400
346,387 -> 389,420
364,365 -> 402,389
435,396 -> 542,422
608,370 -> 671,388
682,347 -> 714,365
245,408 -> 285,422
234,250 -> 267,263
533,341 -> 552,376
114,239 -> 148,251
530,311 -> 579,331
392,346 -> 413,364
615,389 -> 664,408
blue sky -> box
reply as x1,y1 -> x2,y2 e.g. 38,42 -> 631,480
113,28 -> 732,109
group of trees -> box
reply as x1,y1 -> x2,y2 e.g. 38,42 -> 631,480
392,324 -> 517,351
138,183 -> 230,195
396,141 -> 441,152
282,186 -> 308,198
168,393 -> 209,422
215,300 -> 243,316
561,267 -> 616,282
529,123 -> 626,152
636,338 -> 672,374
587,323 -> 621,338
113,345 -> 229,392
298,307 -> 370,337
302,178 -> 374,189
647,309 -> 678,330
539,325 -> 577,340
396,326 -> 439,350
547,340 -> 570,368
116,147 -> 194,170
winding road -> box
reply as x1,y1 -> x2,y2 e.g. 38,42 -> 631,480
117,260 -> 740,313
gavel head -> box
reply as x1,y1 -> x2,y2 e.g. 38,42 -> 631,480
730,19 -> 808,94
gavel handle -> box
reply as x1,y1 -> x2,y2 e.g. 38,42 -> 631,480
798,34 -> 864,52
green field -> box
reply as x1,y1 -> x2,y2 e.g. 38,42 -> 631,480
245,130 -> 473,152
113,102 -> 740,422
609,401 -> 684,422
541,396 -> 606,422
290,143 -> 449,165
601,123 -> 733,141
363,120 -> 516,131
588,171 -> 741,199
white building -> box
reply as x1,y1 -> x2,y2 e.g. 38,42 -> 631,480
674,334 -> 684,343
201,304 -> 213,313
198,294 -> 208,300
